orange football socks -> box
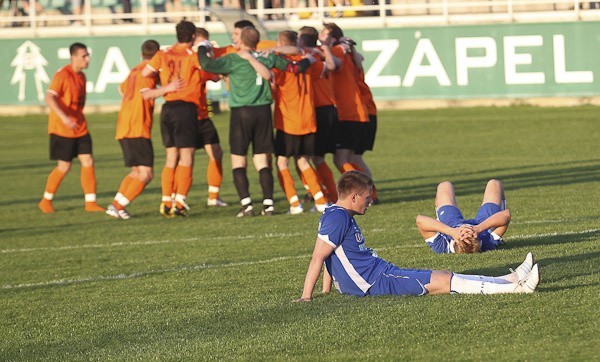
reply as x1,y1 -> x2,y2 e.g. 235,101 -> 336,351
174,165 -> 192,208
301,167 -> 326,206
316,162 -> 338,203
277,169 -> 300,207
207,159 -> 222,200
39,167 -> 67,213
161,166 -> 175,208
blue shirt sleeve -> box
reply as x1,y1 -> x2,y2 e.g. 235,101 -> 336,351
479,231 -> 502,251
426,233 -> 452,254
317,208 -> 349,247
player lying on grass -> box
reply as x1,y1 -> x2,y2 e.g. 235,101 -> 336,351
416,179 -> 510,254
294,171 -> 538,301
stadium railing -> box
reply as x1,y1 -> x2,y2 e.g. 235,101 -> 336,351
1,0 -> 600,34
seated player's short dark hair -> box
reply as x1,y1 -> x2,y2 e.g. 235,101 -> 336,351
337,171 -> 373,199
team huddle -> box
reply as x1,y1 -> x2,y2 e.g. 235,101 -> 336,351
38,20 -> 540,300
38,20 -> 380,220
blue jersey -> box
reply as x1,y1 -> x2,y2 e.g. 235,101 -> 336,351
318,205 -> 387,296
425,204 -> 504,254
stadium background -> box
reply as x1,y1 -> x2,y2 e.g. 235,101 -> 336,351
1,2 -> 600,113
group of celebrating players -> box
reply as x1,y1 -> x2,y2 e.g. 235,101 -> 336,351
38,19 -> 379,220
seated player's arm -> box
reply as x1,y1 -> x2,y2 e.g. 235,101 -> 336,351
45,91 -> 74,129
238,49 -> 272,81
472,210 -> 511,236
294,237 -> 335,302
416,215 -> 461,240
322,265 -> 332,294
141,78 -> 184,101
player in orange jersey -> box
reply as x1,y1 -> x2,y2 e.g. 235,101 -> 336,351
193,28 -> 228,207
270,30 -> 336,214
38,42 -> 104,213
298,26 -> 341,204
142,20 -> 202,218
320,22 -> 380,204
106,40 -> 184,220
212,20 -> 278,58
319,23 -> 368,174
351,65 -> 380,204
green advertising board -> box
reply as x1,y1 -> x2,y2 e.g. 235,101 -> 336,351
0,21 -> 598,106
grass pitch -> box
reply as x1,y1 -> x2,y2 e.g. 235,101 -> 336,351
0,106 -> 599,360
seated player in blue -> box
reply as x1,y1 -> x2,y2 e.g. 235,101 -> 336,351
416,179 -> 510,254
294,171 -> 538,302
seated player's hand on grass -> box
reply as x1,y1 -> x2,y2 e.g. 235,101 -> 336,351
292,297 -> 312,303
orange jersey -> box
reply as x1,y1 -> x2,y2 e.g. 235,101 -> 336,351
213,40 -> 278,58
357,67 -> 376,116
197,69 -> 221,120
115,61 -> 158,140
330,45 -> 369,123
47,65 -> 88,138
213,45 -> 235,58
147,43 -> 201,105
273,54 -> 323,135
310,47 -> 336,108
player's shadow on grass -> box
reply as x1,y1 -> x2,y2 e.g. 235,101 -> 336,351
503,229 -> 599,250
377,158 -> 600,204
459,250 -> 600,284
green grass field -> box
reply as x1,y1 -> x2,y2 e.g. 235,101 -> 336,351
1,106 -> 599,360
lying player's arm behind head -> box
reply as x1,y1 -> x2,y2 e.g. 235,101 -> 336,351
416,215 -> 462,241
472,210 -> 511,236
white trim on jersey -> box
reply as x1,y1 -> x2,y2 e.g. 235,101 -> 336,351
424,232 -> 439,244
335,246 -> 372,293
318,234 -> 336,248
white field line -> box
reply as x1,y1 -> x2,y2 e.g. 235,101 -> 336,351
0,244 -> 423,291
2,229 -> 598,291
509,229 -> 599,240
0,232 -> 306,254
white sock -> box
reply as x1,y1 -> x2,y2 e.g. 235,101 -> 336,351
450,273 -> 518,294
454,273 -> 515,284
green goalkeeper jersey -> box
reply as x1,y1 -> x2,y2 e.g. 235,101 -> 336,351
198,47 -> 308,108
